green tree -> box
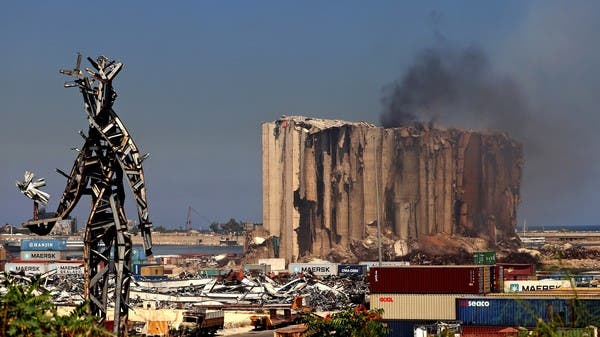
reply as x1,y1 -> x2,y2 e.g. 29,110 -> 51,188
0,273 -> 113,337
303,306 -> 390,337
209,222 -> 221,233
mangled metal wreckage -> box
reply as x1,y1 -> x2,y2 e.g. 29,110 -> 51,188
16,54 -> 153,336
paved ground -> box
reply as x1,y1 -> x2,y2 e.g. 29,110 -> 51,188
219,327 -> 273,337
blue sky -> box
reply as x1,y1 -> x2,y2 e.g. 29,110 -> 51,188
1,2 -> 599,229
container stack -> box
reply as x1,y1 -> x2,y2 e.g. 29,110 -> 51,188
4,238 -> 84,275
370,265 -> 497,336
369,265 -> 600,337
20,238 -> 67,261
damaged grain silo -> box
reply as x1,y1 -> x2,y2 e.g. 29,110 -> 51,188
261,116 -> 522,263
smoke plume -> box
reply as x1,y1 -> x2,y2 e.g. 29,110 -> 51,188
381,35 -> 599,226
380,45 -> 530,140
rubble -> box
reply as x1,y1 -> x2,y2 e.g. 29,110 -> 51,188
507,244 -> 600,270
0,268 -> 367,313
262,116 -> 523,263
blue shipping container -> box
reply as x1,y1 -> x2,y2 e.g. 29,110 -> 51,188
381,320 -> 438,337
133,275 -> 168,281
572,299 -> 600,327
457,298 -> 571,327
21,239 -> 67,251
132,247 -> 147,261
337,264 -> 367,277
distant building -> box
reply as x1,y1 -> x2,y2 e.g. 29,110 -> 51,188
50,218 -> 77,235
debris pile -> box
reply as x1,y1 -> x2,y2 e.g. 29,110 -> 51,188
129,270 -> 368,312
511,243 -> 600,270
0,271 -> 84,305
1,268 -> 368,313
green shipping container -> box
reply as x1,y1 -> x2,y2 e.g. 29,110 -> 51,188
473,251 -> 496,265
198,269 -> 221,277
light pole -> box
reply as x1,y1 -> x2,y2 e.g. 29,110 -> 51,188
374,132 -> 382,266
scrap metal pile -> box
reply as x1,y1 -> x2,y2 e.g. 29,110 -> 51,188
0,271 -> 85,306
129,271 -> 369,311
1,269 -> 368,312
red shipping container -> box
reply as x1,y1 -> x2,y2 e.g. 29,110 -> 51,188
496,263 -> 535,280
462,326 -> 520,337
369,266 -> 491,294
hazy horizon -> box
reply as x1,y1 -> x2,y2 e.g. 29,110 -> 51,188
2,2 -> 600,230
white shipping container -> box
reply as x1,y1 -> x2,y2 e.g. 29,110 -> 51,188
288,262 -> 338,276
359,261 -> 410,271
503,279 -> 574,293
258,258 -> 286,271
20,250 -> 62,261
49,262 -> 84,275
5,262 -> 49,274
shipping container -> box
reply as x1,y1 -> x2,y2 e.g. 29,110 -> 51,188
49,261 -> 84,275
474,251 -> 497,265
503,280 -> 574,293
464,327 -> 600,337
141,265 -> 165,276
370,294 -> 460,320
288,262 -> 338,276
381,320 -> 438,337
572,299 -> 600,327
133,275 -> 168,281
414,321 -> 461,337
21,238 -> 67,251
154,255 -> 181,265
370,266 -> 492,294
548,327 -> 598,337
462,326 -> 520,337
497,263 -> 535,280
131,246 -> 147,262
244,264 -> 272,274
132,263 -> 161,275
359,261 -> 410,271
198,269 -> 221,277
0,246 -> 8,261
492,265 -> 504,293
20,250 -> 62,261
5,262 -> 49,274
536,272 -> 597,286
337,264 -> 367,277
457,297 -> 571,327
258,258 -> 286,271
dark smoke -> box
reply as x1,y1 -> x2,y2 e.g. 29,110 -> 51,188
380,45 -> 530,141
380,42 -> 596,226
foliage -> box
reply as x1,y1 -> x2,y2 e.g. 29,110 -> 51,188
209,222 -> 220,233
210,218 -> 245,234
302,306 -> 390,337
0,273 -> 113,337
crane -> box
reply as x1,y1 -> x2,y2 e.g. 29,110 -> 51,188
186,206 -> 204,231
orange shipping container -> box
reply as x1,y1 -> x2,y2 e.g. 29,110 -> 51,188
140,265 -> 164,276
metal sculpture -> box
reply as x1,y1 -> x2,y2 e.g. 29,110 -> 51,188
19,54 -> 153,336
16,171 -> 51,220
